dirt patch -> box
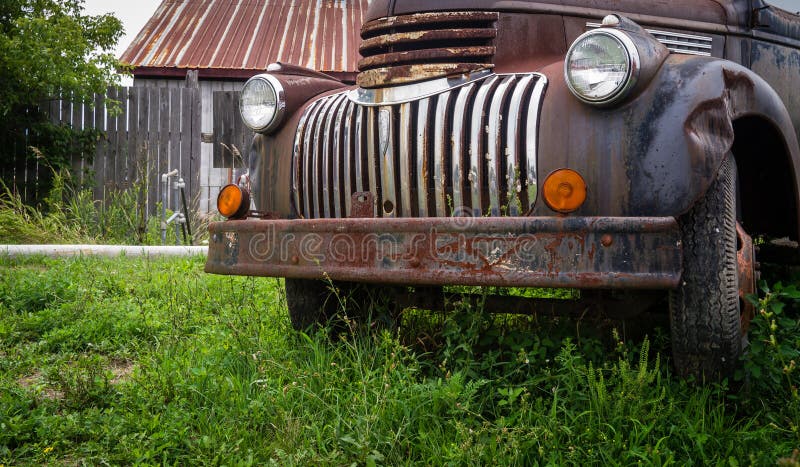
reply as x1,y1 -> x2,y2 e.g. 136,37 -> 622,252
108,359 -> 135,385
17,372 -> 64,401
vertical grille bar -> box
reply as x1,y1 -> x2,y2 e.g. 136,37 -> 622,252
303,98 -> 326,218
450,83 -> 476,213
433,92 -> 452,217
416,98 -> 431,217
469,75 -> 500,216
342,101 -> 355,216
313,96 -> 338,218
526,78 -> 547,210
398,103 -> 413,217
378,107 -> 396,217
505,75 -> 535,215
322,94 -> 345,218
487,76 -> 515,216
354,106 -> 365,193
366,107 -> 379,217
293,99 -> 321,217
332,94 -> 348,218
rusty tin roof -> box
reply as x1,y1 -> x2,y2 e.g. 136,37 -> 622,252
121,0 -> 369,80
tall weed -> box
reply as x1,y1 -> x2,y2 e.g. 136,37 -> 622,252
1,169 -> 167,244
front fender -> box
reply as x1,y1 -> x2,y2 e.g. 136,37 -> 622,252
536,54 -> 800,219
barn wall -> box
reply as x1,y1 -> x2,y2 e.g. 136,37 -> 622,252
133,77 -> 248,213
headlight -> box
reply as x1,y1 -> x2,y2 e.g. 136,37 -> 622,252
240,74 -> 286,133
564,27 -> 640,105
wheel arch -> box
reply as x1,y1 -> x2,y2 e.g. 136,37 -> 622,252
731,115 -> 800,241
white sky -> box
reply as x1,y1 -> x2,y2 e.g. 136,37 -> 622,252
82,0 -> 163,85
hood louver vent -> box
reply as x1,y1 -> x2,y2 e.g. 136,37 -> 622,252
357,11 -> 499,88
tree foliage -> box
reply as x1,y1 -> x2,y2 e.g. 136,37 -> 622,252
0,0 -> 123,116
0,0 -> 124,199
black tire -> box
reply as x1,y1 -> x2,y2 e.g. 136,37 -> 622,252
285,278 -> 340,331
669,155 -> 743,381
285,279 -> 400,332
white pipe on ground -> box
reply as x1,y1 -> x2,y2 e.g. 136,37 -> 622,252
1,245 -> 208,258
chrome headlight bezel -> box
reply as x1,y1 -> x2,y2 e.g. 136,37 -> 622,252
240,73 -> 286,133
564,28 -> 641,106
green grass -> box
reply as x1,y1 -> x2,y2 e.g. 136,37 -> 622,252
1,255 -> 799,465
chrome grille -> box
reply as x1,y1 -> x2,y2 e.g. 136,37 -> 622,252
292,73 -> 547,219
587,23 -> 713,56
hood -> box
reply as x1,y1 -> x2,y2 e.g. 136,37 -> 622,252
365,0 -> 751,31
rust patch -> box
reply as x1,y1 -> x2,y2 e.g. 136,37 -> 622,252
361,11 -> 499,37
350,192 -> 375,218
736,223 -> 756,333
721,68 -> 757,114
358,46 -> 495,71
357,10 -> 498,88
357,63 -> 493,88
360,28 -> 497,54
206,216 -> 682,289
684,95 -> 735,180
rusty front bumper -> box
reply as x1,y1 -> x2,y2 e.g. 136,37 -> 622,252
205,217 -> 682,289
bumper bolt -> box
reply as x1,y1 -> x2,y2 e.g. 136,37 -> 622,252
601,234 -> 613,247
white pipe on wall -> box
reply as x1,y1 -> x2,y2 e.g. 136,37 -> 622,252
1,245 -> 208,258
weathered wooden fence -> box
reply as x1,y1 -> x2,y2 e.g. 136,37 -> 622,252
59,86 -> 201,216
3,85 -> 258,217
212,90 -> 253,169
5,86 -> 202,217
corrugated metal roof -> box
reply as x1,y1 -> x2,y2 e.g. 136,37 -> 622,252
121,0 -> 369,79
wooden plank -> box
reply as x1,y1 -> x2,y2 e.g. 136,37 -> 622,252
159,88 -> 171,213
48,100 -> 60,125
230,90 -> 250,169
110,87 -> 124,192
114,87 -> 130,190
127,87 -> 140,192
59,99 -> 72,182
147,88 -> 160,216
61,99 -> 72,128
71,98 -> 83,183
81,102 -> 94,186
23,116 -> 37,203
213,91 -> 235,168
135,88 -> 148,215
189,87 -> 202,214
169,88 -> 181,176
93,93 -> 106,200
13,137 -> 25,200
180,88 -> 193,212
23,105 -> 35,202
120,87 -> 132,192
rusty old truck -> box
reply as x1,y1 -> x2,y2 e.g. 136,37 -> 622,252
206,0 -> 800,379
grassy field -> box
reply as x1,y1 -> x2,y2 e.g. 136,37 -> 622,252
1,255 -> 799,465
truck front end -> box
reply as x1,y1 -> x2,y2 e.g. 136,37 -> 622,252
207,1 -> 766,380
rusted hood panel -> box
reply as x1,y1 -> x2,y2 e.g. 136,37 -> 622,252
385,0 -> 749,30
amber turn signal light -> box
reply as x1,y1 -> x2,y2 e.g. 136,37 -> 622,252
217,184 -> 250,219
542,169 -> 587,213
